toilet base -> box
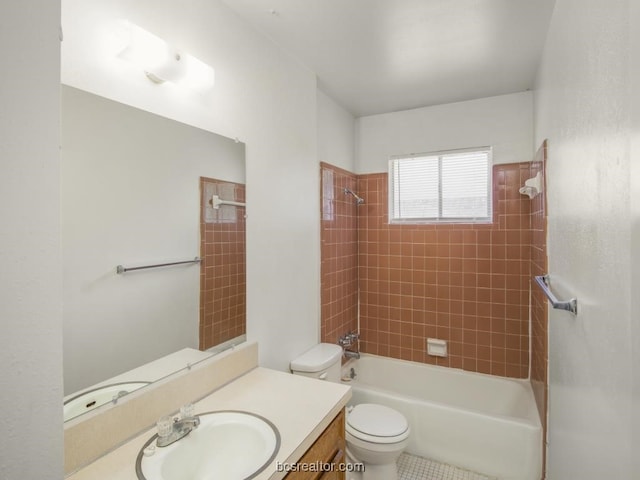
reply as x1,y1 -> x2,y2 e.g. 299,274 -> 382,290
347,446 -> 399,480
345,470 -> 363,480
361,463 -> 398,480
345,449 -> 363,480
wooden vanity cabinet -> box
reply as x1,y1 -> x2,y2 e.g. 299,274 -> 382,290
284,409 -> 346,480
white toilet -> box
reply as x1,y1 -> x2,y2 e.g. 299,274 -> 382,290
290,343 -> 410,480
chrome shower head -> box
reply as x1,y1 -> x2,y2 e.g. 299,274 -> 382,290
344,188 -> 365,205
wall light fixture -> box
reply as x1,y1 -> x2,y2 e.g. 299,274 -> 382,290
117,22 -> 215,91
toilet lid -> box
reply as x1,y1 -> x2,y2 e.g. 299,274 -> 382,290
347,404 -> 408,438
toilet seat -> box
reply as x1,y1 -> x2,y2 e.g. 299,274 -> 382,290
346,404 -> 410,444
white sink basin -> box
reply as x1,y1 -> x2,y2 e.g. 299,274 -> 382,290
136,411 -> 280,480
63,381 -> 150,421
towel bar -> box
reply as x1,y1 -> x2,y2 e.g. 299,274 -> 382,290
211,194 -> 246,209
116,257 -> 201,274
534,275 -> 578,315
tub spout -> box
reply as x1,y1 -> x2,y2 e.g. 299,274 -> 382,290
343,350 -> 360,360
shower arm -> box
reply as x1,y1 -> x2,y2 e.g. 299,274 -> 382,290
344,188 -> 365,204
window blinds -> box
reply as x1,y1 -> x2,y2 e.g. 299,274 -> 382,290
390,149 -> 491,222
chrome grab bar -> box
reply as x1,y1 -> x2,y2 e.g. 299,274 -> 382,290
116,257 -> 201,274
534,275 -> 578,315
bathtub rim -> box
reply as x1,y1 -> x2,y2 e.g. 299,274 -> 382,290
341,352 -> 542,429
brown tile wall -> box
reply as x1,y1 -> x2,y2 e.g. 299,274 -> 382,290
320,163 -> 359,343
199,177 -> 246,350
529,141 -> 548,476
357,163 -> 532,378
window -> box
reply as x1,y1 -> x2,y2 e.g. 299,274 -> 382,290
389,148 -> 492,223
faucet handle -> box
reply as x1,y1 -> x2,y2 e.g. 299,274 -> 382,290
180,403 -> 195,419
157,415 -> 173,438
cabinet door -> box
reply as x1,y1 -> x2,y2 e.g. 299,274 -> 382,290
284,410 -> 345,480
318,447 -> 345,480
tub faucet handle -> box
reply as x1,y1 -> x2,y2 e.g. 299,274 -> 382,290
338,331 -> 360,348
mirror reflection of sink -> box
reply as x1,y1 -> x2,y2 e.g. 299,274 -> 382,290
136,410 -> 280,480
63,381 -> 151,421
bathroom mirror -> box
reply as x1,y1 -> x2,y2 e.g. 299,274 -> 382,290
61,85 -> 246,421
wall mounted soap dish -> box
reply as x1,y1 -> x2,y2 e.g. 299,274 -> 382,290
519,171 -> 542,198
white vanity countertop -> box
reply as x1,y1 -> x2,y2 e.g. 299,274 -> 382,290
66,367 -> 352,480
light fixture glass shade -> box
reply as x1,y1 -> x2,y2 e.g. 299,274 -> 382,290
177,53 -> 216,90
118,22 -> 214,91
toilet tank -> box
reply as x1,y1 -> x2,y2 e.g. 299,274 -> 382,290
290,343 -> 343,382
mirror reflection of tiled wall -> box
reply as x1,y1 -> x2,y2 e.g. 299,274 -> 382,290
200,177 -> 246,350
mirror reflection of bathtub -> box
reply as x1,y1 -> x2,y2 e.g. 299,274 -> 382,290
63,348 -> 205,421
61,86 -> 246,421
64,382 -> 151,422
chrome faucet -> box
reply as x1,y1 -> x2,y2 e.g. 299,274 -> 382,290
338,331 -> 359,348
156,404 -> 200,448
343,350 -> 360,360
338,331 -> 361,359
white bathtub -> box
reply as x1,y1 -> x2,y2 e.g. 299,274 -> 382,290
342,354 -> 542,480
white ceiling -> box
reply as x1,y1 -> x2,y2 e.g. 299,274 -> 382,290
220,0 -> 556,117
